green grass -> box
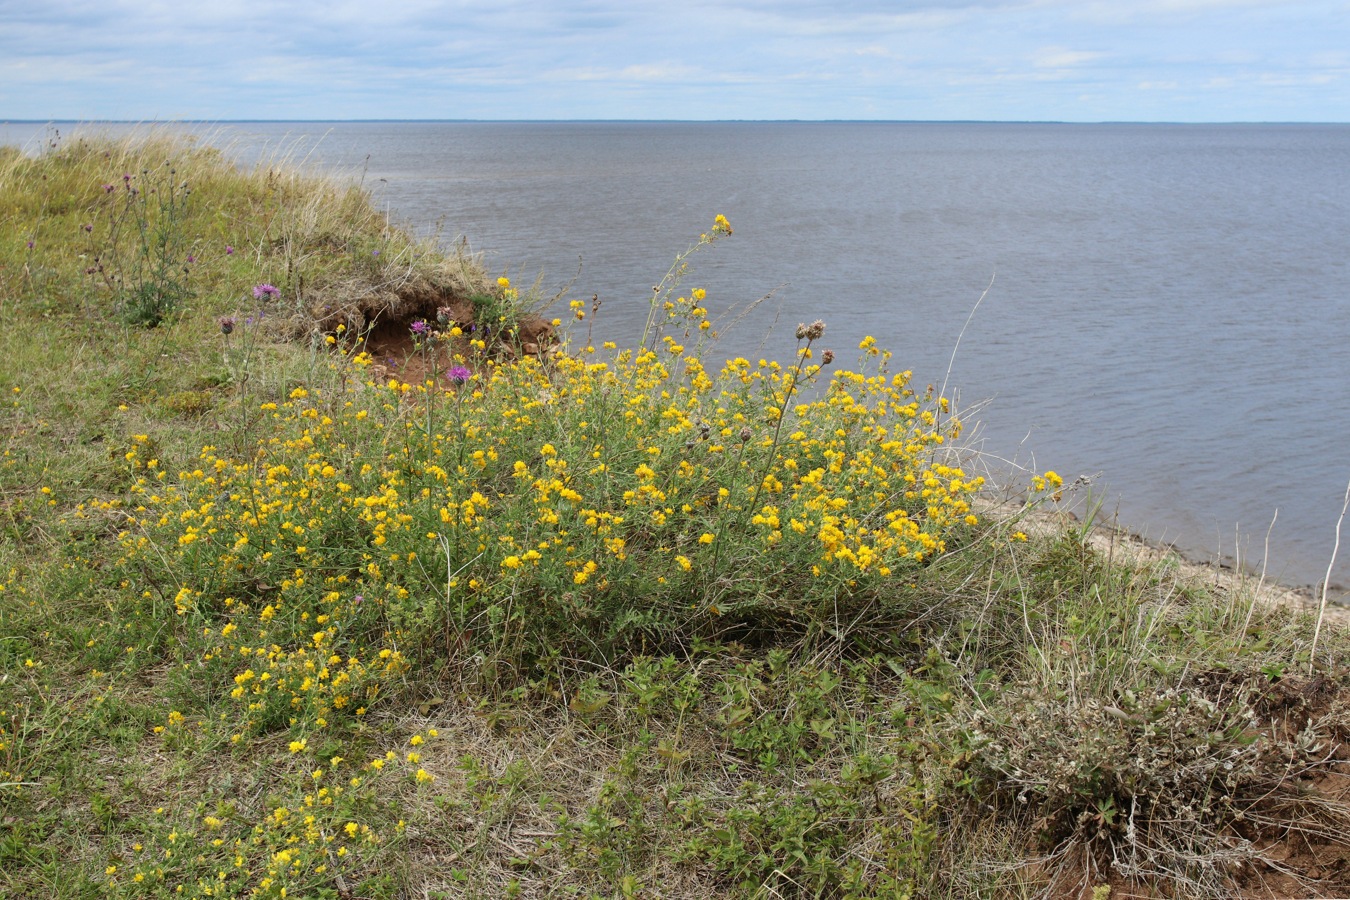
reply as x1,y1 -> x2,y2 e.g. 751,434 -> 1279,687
2,129 -> 1349,900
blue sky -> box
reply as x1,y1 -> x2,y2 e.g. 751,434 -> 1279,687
2,0 -> 1347,122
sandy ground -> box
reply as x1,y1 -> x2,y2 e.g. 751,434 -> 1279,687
986,496 -> 1350,628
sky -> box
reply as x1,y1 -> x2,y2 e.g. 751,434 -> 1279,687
1,0 -> 1347,122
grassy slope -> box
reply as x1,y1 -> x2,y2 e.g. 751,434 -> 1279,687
1,131 -> 1348,900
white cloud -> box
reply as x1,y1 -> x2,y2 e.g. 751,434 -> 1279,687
549,64 -> 707,84
1257,72 -> 1336,86
1069,0 -> 1285,24
1033,48 -> 1105,68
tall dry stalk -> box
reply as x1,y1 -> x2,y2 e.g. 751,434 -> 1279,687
1309,479 -> 1350,673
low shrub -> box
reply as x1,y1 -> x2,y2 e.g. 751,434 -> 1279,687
95,239 -> 986,697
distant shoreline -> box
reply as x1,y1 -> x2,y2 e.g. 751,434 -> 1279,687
6,118 -> 1350,127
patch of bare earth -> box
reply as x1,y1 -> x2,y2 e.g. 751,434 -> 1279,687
312,289 -> 558,388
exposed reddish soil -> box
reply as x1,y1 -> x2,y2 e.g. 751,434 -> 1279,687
335,294 -> 557,387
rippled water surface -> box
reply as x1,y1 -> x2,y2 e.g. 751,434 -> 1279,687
7,121 -> 1348,590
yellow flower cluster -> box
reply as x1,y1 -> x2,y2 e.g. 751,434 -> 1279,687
96,317 -> 981,672
103,732 -> 437,898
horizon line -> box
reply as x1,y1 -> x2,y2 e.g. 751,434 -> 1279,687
4,117 -> 1349,127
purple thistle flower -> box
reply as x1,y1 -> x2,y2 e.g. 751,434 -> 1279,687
410,319 -> 429,335
252,283 -> 279,300
185,254 -> 196,264
218,316 -> 236,335
225,245 -> 234,255
26,240 -> 34,250
447,365 -> 471,386
102,183 -> 115,193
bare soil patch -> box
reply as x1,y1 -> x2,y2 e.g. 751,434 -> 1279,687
316,289 -> 558,387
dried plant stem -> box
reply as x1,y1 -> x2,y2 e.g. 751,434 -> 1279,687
1239,508 -> 1277,644
1309,480 -> 1350,674
937,271 -> 994,428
